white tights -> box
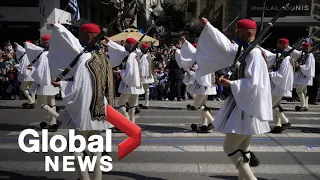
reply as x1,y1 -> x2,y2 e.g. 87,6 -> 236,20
20,81 -> 35,104
193,95 -> 214,125
223,134 -> 257,180
73,130 -> 102,180
37,95 -> 59,125
118,93 -> 138,123
272,96 -> 289,127
296,85 -> 308,108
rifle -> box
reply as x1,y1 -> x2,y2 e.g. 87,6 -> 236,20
118,12 -> 164,70
271,41 -> 320,72
225,1 -> 291,80
127,12 -> 164,54
269,48 -> 296,72
54,0 -> 135,82
148,33 -> 163,51
260,32 -> 272,45
292,30 -> 320,50
198,0 -> 216,20
185,0 -> 217,42
222,15 -> 240,34
295,42 -> 320,70
260,0 -> 267,34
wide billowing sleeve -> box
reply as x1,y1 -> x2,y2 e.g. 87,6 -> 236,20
25,42 -> 44,63
300,53 -> 315,78
31,52 -> 51,86
48,23 -> 84,79
15,45 -> 25,73
260,48 -> 276,68
290,48 -> 302,60
270,57 -> 293,91
230,48 -> 273,121
107,40 -> 128,67
174,49 -> 183,69
195,22 -> 239,76
119,52 -> 140,87
140,54 -> 149,77
178,40 -> 196,71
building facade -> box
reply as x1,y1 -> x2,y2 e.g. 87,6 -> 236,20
224,0 -> 320,47
0,0 -> 118,45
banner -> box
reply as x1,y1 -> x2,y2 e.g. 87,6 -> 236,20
247,0 -> 311,17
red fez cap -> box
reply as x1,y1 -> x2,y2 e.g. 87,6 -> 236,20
278,38 -> 289,45
141,43 -> 149,49
236,19 -> 257,29
192,43 -> 197,48
41,35 -> 51,41
25,40 -> 32,43
80,23 -> 101,33
303,42 -> 311,47
126,38 -> 137,45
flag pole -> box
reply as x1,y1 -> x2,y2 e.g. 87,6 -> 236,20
58,3 -> 70,23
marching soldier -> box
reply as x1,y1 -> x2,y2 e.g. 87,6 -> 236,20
138,43 -> 155,109
105,37 -> 145,123
14,41 -> 36,109
25,35 -> 60,131
291,42 -> 316,111
264,38 -> 294,133
49,22 -> 114,180
195,18 -> 272,180
175,38 -> 216,132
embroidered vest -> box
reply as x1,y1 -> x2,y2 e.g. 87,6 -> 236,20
86,50 -> 114,121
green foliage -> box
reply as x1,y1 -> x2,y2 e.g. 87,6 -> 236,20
160,1 -> 187,31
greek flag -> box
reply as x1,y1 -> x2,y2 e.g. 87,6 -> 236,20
305,37 -> 313,45
68,0 -> 80,21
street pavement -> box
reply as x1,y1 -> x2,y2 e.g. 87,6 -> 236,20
0,99 -> 320,180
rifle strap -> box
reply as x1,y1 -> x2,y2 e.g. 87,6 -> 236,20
230,46 -> 243,80
18,52 -> 26,61
257,46 -> 268,67
31,50 -> 45,65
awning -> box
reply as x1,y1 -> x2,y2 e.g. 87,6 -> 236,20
109,28 -> 159,46
251,16 -> 320,26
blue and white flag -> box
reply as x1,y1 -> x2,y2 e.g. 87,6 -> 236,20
68,0 -> 80,21
305,37 -> 313,45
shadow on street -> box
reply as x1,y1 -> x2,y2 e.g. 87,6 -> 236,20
0,171 -> 65,180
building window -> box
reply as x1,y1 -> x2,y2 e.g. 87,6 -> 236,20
0,0 -> 38,7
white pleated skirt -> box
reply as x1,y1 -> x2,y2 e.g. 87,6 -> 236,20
58,99 -> 114,131
188,82 -> 217,95
271,82 -> 292,98
118,81 -> 145,95
183,72 -> 196,85
141,76 -> 155,84
214,96 -> 271,135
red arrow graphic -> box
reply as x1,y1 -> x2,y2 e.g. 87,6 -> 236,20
106,105 -> 142,160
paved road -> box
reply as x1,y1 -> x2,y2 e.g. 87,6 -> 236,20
0,99 -> 320,180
